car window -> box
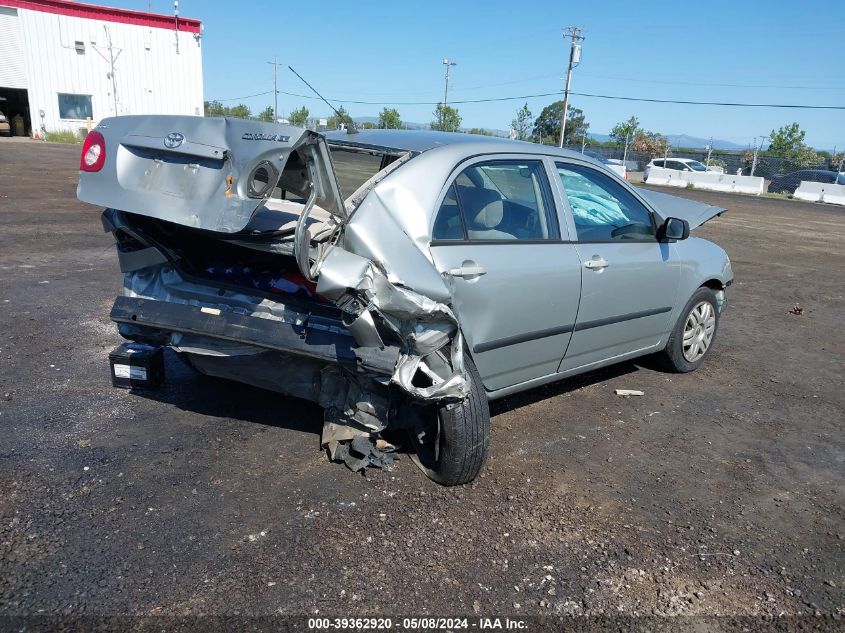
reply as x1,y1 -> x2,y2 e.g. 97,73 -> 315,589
431,183 -> 464,240
326,148 -> 384,198
433,160 -> 559,241
652,160 -> 664,168
688,161 -> 708,172
556,162 -> 656,242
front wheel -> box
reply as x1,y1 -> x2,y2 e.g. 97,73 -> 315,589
408,355 -> 490,486
659,287 -> 720,373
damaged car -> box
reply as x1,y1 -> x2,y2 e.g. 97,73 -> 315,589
78,118 -> 733,485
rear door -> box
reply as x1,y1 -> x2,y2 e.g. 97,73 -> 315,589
429,156 -> 581,391
553,161 -> 681,371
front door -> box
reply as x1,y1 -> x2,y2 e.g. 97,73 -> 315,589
553,162 -> 681,371
429,157 -> 581,391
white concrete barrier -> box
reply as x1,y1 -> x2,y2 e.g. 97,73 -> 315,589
644,167 -> 764,195
607,164 -> 627,178
794,181 -> 845,206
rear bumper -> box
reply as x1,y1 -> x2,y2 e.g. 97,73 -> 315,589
111,295 -> 399,376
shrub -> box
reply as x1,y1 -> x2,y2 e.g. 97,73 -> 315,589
44,130 -> 81,144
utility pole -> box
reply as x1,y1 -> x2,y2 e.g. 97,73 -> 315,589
750,136 -> 768,177
559,26 -> 585,148
268,56 -> 280,121
441,58 -> 456,129
706,137 -> 713,166
173,0 -> 179,54
622,131 -> 630,169
94,25 -> 122,116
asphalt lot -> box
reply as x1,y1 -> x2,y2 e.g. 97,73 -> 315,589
1,140 -> 843,626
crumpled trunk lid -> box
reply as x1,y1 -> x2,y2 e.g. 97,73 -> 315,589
77,115 -> 345,233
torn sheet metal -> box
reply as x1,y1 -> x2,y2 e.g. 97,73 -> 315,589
316,246 -> 469,401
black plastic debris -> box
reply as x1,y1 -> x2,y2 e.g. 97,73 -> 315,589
326,435 -> 398,472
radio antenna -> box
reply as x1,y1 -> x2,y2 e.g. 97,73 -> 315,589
288,66 -> 357,134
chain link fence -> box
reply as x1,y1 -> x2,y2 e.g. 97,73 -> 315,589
560,144 -> 841,180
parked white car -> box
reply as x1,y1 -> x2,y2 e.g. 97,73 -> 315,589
644,158 -> 722,181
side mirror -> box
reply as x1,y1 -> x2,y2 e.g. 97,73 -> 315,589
659,217 -> 690,241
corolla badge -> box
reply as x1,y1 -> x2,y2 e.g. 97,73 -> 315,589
163,132 -> 185,149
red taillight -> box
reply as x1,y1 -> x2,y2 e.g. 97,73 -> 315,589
80,131 -> 106,172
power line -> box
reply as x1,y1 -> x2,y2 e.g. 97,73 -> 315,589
577,72 -> 845,91
568,92 -> 845,109
211,90 -> 274,102
209,88 -> 845,110
272,90 -> 563,105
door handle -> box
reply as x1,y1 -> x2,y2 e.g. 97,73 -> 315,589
447,261 -> 487,279
584,257 -> 609,270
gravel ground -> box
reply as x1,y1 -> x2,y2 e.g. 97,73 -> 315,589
0,140 -> 842,630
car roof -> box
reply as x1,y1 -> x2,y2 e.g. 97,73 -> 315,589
324,128 -> 588,160
789,169 -> 836,176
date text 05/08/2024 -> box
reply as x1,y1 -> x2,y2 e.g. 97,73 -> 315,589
307,617 -> 528,630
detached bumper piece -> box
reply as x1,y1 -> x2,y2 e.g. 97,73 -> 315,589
110,295 -> 399,376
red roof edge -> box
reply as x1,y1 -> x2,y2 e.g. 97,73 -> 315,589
1,0 -> 202,33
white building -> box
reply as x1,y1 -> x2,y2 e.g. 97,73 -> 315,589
0,0 -> 203,137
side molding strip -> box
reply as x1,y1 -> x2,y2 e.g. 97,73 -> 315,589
573,306 -> 672,332
473,324 -> 574,354
472,307 -> 673,354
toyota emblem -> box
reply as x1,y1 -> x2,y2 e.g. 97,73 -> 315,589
163,132 -> 185,149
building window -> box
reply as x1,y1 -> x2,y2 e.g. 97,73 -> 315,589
58,94 -> 92,120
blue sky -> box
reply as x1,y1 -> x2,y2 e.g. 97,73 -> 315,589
117,0 -> 842,149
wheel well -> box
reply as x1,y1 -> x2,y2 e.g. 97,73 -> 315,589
701,279 -> 725,291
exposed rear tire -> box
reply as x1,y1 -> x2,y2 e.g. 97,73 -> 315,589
408,355 -> 490,486
659,287 -> 720,373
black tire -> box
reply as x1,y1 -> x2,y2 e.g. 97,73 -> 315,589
409,355 -> 490,486
659,287 -> 720,373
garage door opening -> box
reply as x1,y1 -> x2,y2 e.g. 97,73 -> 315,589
0,88 -> 30,136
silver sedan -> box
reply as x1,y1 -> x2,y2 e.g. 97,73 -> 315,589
78,118 -> 733,485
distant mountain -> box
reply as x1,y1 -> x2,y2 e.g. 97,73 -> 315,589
664,134 -> 744,150
345,118 -> 744,149
588,132 -> 743,150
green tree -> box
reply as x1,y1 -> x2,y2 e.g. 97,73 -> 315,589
768,123 -> 818,169
203,101 -> 251,119
289,105 -> 309,127
378,107 -> 402,129
431,104 -> 462,132
257,106 -> 275,122
328,105 -> 353,130
467,127 -> 492,136
610,116 -> 641,145
632,131 -> 669,157
532,101 -> 588,145
510,103 -> 533,141
228,104 -> 251,119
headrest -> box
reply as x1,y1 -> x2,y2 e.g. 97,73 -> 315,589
457,186 -> 503,229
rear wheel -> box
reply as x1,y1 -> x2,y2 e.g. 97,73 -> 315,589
659,287 -> 719,373
408,355 -> 490,486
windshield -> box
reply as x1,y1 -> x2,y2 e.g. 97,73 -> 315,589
688,161 -> 708,172
837,173 -> 845,185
